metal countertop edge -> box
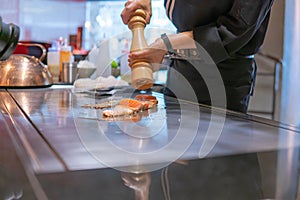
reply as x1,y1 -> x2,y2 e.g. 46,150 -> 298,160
0,92 -> 49,200
6,89 -> 70,172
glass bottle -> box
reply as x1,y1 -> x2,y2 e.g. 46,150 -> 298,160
59,40 -> 73,82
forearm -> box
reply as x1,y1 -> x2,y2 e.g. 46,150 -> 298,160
128,31 -> 196,69
154,31 -> 196,52
167,31 -> 196,49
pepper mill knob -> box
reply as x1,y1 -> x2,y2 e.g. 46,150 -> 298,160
128,9 -> 153,90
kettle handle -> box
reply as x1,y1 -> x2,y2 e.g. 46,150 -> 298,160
17,43 -> 47,61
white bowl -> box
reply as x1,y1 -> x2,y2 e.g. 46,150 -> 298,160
77,67 -> 96,78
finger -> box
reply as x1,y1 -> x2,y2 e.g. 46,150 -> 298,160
120,10 -> 129,24
128,52 -> 140,60
128,57 -> 133,68
145,12 -> 152,24
152,63 -> 161,72
121,7 -> 135,24
121,1 -> 135,24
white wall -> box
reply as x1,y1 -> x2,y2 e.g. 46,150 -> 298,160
0,0 -> 20,24
248,0 -> 285,121
281,0 -> 300,126
249,0 -> 300,127
0,0 -> 86,43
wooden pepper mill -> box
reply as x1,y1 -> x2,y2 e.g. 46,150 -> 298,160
128,9 -> 153,90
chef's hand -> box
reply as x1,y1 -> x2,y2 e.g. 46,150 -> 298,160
128,37 -> 167,72
121,0 -> 152,24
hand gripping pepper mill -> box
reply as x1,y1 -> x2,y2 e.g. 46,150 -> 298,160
128,9 -> 154,90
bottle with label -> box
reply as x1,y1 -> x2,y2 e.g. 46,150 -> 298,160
59,39 -> 73,82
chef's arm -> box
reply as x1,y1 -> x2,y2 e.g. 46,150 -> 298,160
128,31 -> 195,70
130,0 -> 275,67
157,31 -> 196,50
192,0 -> 274,63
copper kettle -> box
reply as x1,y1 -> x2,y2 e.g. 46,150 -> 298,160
0,43 -> 53,88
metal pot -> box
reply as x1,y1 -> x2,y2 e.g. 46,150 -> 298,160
0,43 -> 53,88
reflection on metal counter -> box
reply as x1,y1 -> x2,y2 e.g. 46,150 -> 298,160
1,86 -> 300,199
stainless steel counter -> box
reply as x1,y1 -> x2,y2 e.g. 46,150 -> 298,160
1,86 -> 300,199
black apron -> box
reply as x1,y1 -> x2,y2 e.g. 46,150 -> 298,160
164,55 -> 256,113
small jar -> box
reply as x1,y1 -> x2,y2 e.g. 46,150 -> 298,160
61,62 -> 78,84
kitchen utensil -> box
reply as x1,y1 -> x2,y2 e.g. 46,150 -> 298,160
0,43 -> 53,88
128,9 -> 153,90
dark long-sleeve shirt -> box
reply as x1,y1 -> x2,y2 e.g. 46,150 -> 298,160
164,0 -> 274,63
163,0 -> 274,113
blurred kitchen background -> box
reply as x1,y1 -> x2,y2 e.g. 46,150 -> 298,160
0,0 -> 299,127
